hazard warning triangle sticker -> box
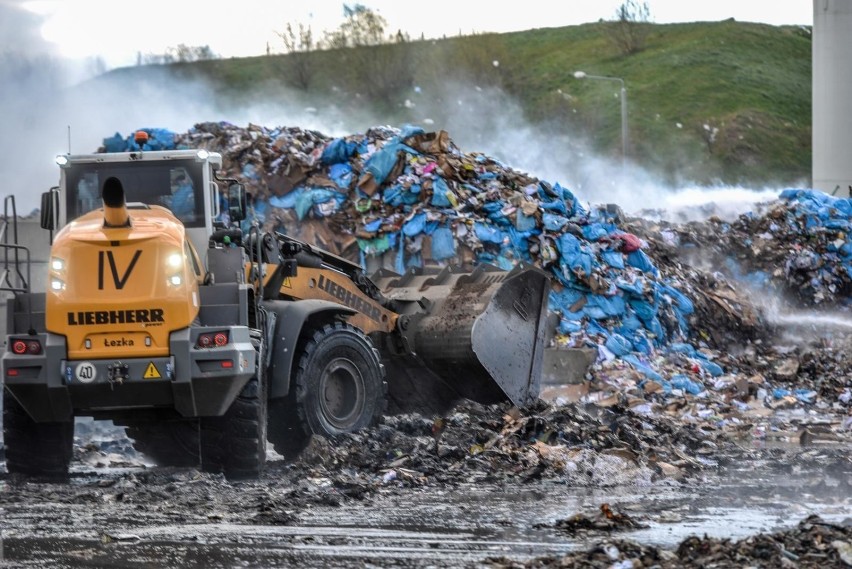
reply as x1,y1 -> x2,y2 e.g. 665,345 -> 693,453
143,362 -> 161,379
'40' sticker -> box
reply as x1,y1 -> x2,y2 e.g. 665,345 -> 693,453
75,362 -> 96,383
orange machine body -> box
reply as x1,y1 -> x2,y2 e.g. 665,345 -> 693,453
45,205 -> 203,360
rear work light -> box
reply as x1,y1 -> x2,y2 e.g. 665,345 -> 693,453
196,331 -> 230,349
11,339 -> 42,355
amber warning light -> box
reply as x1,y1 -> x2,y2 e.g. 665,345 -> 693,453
134,130 -> 149,147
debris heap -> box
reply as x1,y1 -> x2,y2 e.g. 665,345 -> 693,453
101,123 -> 712,365
100,124 -> 852,421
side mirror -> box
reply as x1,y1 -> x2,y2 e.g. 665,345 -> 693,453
40,190 -> 58,230
228,183 -> 247,223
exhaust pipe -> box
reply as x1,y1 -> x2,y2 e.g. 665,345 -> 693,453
102,176 -> 130,228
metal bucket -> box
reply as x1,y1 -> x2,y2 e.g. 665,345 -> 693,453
372,263 -> 551,414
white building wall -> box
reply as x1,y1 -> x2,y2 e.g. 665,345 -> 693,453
813,0 -> 852,196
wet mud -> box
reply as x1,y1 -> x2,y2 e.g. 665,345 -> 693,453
1,405 -> 849,568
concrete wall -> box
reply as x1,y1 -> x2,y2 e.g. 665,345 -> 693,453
813,0 -> 852,196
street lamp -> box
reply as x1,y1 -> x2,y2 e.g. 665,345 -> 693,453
573,70 -> 628,165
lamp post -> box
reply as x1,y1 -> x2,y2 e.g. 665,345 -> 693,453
573,70 -> 628,165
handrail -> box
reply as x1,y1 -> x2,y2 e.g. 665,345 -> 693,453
1,195 -> 28,293
0,244 -> 31,294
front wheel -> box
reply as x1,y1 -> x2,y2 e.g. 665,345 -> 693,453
200,338 -> 267,480
3,389 -> 73,479
292,322 -> 386,438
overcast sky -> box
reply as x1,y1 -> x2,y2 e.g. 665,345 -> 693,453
13,0 -> 813,69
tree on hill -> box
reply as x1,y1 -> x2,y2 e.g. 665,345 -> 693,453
324,4 -> 414,105
605,0 -> 651,56
276,23 -> 316,90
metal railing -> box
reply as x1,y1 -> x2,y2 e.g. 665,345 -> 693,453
0,195 -> 31,294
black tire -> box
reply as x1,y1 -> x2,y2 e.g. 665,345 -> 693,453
291,322 -> 386,438
3,389 -> 73,479
267,393 -> 313,462
125,420 -> 200,467
200,340 -> 268,480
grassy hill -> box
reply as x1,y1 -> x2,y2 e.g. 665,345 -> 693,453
96,20 -> 812,188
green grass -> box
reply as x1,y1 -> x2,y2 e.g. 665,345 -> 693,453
91,20 -> 812,187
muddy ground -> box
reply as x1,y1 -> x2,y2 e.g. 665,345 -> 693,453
1,393 -> 850,568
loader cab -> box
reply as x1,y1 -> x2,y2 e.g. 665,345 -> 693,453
46,149 -> 226,255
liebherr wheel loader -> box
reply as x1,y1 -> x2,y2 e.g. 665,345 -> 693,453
0,135 -> 551,480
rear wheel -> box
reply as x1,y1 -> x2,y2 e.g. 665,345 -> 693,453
292,322 -> 386,438
200,339 -> 267,480
267,394 -> 313,462
125,420 -> 200,467
3,389 -> 73,479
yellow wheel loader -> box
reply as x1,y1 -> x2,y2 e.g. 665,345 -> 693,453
0,137 -> 551,480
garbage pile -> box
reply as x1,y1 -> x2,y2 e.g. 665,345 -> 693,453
634,189 -> 852,310
101,123 -> 851,456
101,123 -> 719,372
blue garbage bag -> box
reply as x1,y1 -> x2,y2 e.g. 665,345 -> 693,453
794,388 -> 817,403
668,343 -> 697,357
582,223 -> 609,242
539,199 -> 569,216
482,201 -> 509,224
622,354 -> 664,382
661,284 -> 695,315
543,212 -> 569,232
626,250 -> 658,275
294,188 -> 340,220
601,250 -> 625,269
170,180 -> 195,220
474,222 -> 504,245
121,128 -> 175,151
699,359 -> 724,377
557,233 -> 593,276
329,163 -> 354,190
549,287 -> 585,317
268,187 -> 305,209
403,212 -> 427,236
628,297 -> 657,323
383,185 -> 404,207
605,333 -> 632,356
364,141 -> 414,186
430,225 -> 456,260
619,311 -> 643,332
506,228 -> 535,263
555,183 -> 588,218
515,211 -> 537,232
558,318 -> 583,334
294,191 -> 314,220
400,124 -> 425,139
321,137 -> 359,165
616,277 -> 645,297
103,132 -> 125,153
242,163 -> 260,181
773,387 -> 791,398
587,294 -> 626,318
670,374 -> 704,395
630,332 -> 654,355
363,219 -> 382,233
431,177 -> 453,207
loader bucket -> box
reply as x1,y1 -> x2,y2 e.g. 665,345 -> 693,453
371,263 -> 551,414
